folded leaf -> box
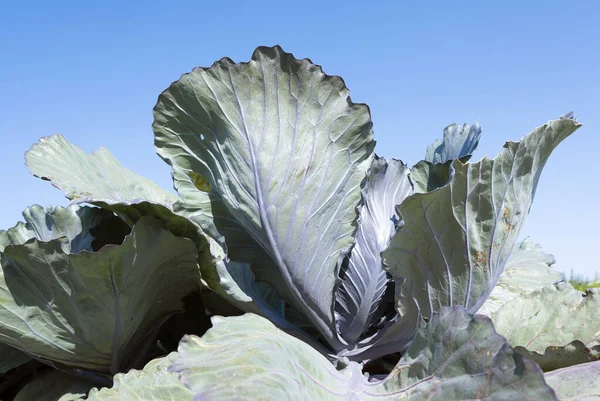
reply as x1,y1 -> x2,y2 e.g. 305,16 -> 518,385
82,353 -> 192,401
384,117 -> 581,324
410,159 -> 454,193
0,204 -> 114,254
336,157 -> 413,345
225,260 -> 291,329
478,238 -> 562,316
169,308 -> 557,400
544,361 -> 600,400
411,121 -> 484,203
339,295 -> 421,362
14,370 -> 92,401
24,135 -> 206,253
490,282 -> 600,371
153,45 -> 375,349
0,210 -> 199,373
425,122 -> 482,164
24,134 -> 276,319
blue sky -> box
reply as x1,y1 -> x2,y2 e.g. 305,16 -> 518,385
0,1 -> 598,278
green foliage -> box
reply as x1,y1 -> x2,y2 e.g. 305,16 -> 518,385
568,270 -> 600,292
571,280 -> 600,291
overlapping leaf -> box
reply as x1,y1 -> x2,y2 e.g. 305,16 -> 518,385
372,307 -> 557,400
225,260 -> 295,331
424,122 -> 481,164
544,361 -> 600,400
24,135 -> 278,318
335,157 -> 413,345
169,308 -> 557,400
26,135 -> 178,208
0,204 -> 114,254
24,135 -> 206,253
170,313 -> 361,400
410,159 -> 454,193
490,282 -> 600,371
478,238 -> 562,316
384,117 -> 581,324
0,208 -> 199,373
82,353 -> 192,401
173,170 -> 303,330
153,45 -> 375,349
172,167 -> 296,306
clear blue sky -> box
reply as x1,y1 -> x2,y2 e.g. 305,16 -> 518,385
1,1 -> 598,278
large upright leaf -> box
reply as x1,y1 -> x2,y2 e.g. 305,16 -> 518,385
478,238 -> 562,316
172,167 -> 296,306
384,117 -> 581,322
153,45 -> 375,348
544,361 -> 600,400
490,282 -> 600,371
174,165 -> 307,337
425,122 -> 482,164
0,214 -> 199,373
169,308 -> 556,400
335,157 -> 413,345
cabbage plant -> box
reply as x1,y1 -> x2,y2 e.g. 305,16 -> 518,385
0,46 -> 597,400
